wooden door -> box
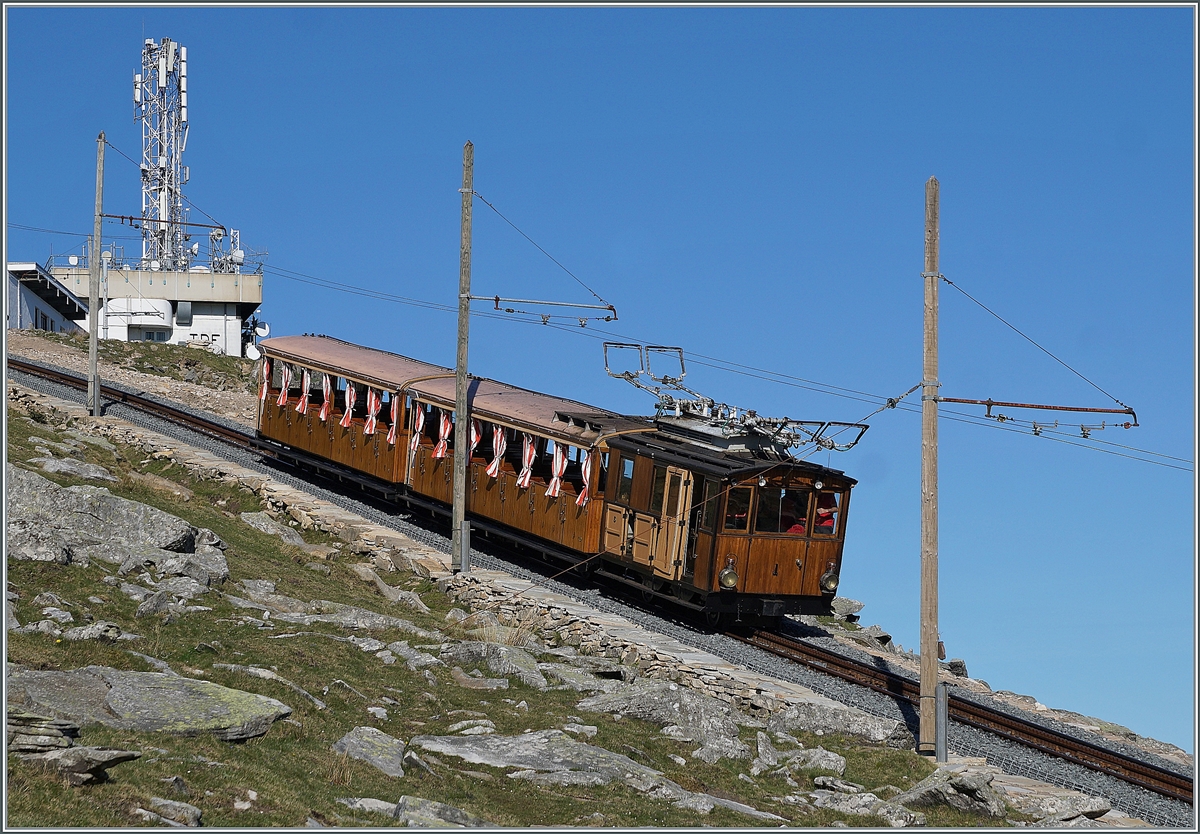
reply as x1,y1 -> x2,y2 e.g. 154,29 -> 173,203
603,503 -> 628,557
630,512 -> 656,567
651,467 -> 692,580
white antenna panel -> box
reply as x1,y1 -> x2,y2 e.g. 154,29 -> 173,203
180,76 -> 187,91
158,57 -> 166,89
181,107 -> 188,122
181,92 -> 187,107
133,73 -> 141,103
180,46 -> 187,62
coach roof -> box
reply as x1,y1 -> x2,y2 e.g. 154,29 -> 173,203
260,334 -> 651,446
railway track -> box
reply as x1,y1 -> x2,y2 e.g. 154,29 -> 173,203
8,354 -> 1194,812
732,629 -> 1193,805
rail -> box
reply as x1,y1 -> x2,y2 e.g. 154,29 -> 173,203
732,630 -> 1192,805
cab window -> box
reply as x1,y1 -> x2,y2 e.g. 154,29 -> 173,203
616,456 -> 635,503
724,487 -> 753,531
812,491 -> 842,536
755,487 -> 811,535
699,480 -> 720,531
649,465 -> 668,515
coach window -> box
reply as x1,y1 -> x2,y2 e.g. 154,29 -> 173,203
812,491 -> 842,537
616,455 -> 635,503
698,479 -> 720,531
595,451 -> 609,497
724,486 -> 753,531
648,465 -> 668,515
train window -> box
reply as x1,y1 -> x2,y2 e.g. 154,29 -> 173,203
648,465 -> 668,515
755,487 -> 811,535
699,479 -> 720,530
812,491 -> 841,537
596,451 -> 609,497
724,487 -> 753,531
616,456 -> 635,503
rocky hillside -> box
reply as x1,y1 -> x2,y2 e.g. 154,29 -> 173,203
9,385 -> 1132,829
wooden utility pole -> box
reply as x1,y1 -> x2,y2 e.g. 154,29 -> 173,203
451,141 -> 474,573
919,176 -> 940,755
88,132 -> 105,417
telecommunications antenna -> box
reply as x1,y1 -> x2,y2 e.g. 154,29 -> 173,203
245,343 -> 262,361
135,37 -> 190,271
254,322 -> 271,338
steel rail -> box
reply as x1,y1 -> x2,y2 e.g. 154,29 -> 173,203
733,630 -> 1193,805
8,356 -> 1190,806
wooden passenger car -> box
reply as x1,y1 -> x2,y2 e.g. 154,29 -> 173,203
257,334 -> 856,621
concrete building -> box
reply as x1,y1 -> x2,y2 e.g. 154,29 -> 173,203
48,253 -> 262,356
7,262 -> 88,334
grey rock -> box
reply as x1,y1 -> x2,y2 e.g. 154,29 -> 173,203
65,429 -> 116,450
386,641 -> 443,671
450,666 -> 508,690
577,679 -> 750,762
240,511 -> 306,547
331,726 -> 406,778
830,597 -> 865,620
234,584 -> 438,638
445,642 -> 548,690
136,591 -> 175,618
150,797 -> 202,826
511,768 -> 607,787
563,723 -> 597,738
28,456 -> 117,481
119,582 -> 154,602
892,767 -> 1007,818
132,807 -> 184,827
814,775 -> 865,793
538,662 -> 622,693
61,620 -> 128,642
305,562 -> 331,576
40,606 -> 75,623
19,745 -> 142,786
154,576 -> 210,599
336,796 -> 493,827
7,665 -> 292,741
1003,790 -> 1111,822
945,658 -> 969,678
212,663 -> 327,710
785,746 -> 847,776
347,563 -> 431,613
767,699 -> 910,747
810,790 -> 925,827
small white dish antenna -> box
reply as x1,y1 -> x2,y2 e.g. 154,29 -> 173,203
150,260 -> 161,271
254,322 -> 270,338
68,255 -> 79,266
245,344 -> 262,361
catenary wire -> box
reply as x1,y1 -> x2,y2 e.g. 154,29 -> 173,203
472,191 -> 611,306
940,274 -> 1130,410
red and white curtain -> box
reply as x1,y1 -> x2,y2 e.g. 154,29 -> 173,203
409,404 -> 426,454
364,388 -> 382,435
469,419 -> 482,457
386,395 -> 401,445
275,364 -> 292,408
575,450 -> 592,507
259,359 -> 271,402
295,369 -> 311,415
485,425 -> 507,478
433,409 -> 453,458
545,442 -> 568,498
318,373 -> 332,422
515,433 -> 536,489
339,382 -> 357,429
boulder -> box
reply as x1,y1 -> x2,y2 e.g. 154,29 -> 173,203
27,456 -> 117,482
450,667 -> 509,690
767,699 -> 911,748
386,641 -> 443,672
892,767 -> 1007,818
7,665 -> 292,741
347,563 -> 431,613
233,583 -> 438,638
830,597 -> 865,620
810,790 -> 926,827
149,797 -> 202,826
19,745 -> 143,786
240,511 -> 307,547
444,642 -> 548,690
1001,789 -> 1111,822
785,746 -> 847,776
336,796 -> 493,827
61,621 -> 130,642
331,726 -> 407,778
577,680 -> 750,762
538,662 -> 622,694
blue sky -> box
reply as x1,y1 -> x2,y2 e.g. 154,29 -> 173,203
5,7 -> 1195,752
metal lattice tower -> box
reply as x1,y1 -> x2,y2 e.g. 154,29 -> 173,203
134,37 -> 190,271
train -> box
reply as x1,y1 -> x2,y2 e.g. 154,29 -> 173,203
256,334 -> 861,624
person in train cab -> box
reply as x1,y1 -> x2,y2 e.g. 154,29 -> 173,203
814,492 -> 838,534
782,496 -> 806,534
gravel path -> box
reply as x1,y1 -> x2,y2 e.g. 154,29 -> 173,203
9,363 -> 1195,827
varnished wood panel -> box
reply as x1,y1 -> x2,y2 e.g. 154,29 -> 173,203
744,537 -> 809,596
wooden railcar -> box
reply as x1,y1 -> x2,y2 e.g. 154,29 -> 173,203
257,334 -> 855,621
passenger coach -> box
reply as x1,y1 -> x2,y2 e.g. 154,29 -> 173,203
257,334 -> 856,623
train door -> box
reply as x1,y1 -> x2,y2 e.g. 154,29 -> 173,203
651,466 -> 692,580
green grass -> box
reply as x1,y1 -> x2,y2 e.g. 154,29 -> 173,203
6,407 -> 1012,827
14,328 -> 256,392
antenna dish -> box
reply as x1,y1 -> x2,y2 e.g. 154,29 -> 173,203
245,343 -> 262,361
68,255 -> 79,266
190,242 -> 200,256
254,322 -> 270,338
150,260 -> 161,271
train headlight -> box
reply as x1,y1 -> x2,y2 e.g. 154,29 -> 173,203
819,571 -> 840,593
718,557 -> 739,590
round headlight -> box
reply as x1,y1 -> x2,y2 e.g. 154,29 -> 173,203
718,566 -> 739,590
819,571 -> 840,593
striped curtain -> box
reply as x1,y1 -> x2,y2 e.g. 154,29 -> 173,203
339,382 -> 357,429
545,443 -> 568,498
318,373 -> 332,422
515,434 -> 536,489
295,369 -> 311,415
275,364 -> 291,408
576,450 -> 592,507
259,359 -> 271,402
433,409 -> 453,458
485,425 -> 507,478
469,419 -> 482,457
364,388 -> 381,435
386,395 -> 401,445
409,404 -> 426,454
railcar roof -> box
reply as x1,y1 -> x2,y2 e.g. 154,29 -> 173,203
260,334 -> 652,446
608,430 -> 856,484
